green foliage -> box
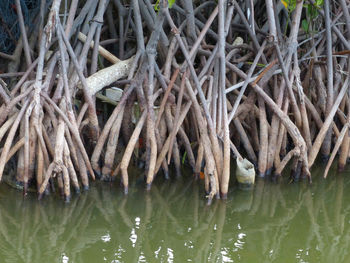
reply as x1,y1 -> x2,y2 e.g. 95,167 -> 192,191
154,0 -> 176,11
281,0 -> 324,34
302,0 -> 323,33
281,0 -> 296,13
182,151 -> 187,165
301,19 -> 309,33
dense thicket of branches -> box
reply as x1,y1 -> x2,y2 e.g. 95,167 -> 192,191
0,0 -> 349,203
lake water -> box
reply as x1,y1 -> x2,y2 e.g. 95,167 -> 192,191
0,164 -> 349,263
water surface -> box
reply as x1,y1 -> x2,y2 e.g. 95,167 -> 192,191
0,165 -> 349,263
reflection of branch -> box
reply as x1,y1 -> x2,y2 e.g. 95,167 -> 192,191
117,197 -> 133,228
249,178 -> 265,215
90,186 -> 114,224
242,184 -> 306,259
264,195 -> 305,260
332,214 -> 350,263
274,184 -> 287,208
152,185 -> 183,232
193,201 -> 219,261
131,192 -> 153,262
58,197 -> 95,254
304,189 -> 324,251
161,178 -> 182,202
193,183 -> 199,228
190,201 -> 219,241
334,176 -> 344,231
169,179 -> 194,204
321,200 -> 334,239
0,211 -> 18,256
212,203 -> 226,261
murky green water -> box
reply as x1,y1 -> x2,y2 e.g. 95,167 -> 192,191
0,165 -> 350,263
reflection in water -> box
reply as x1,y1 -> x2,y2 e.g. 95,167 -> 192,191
0,165 -> 350,262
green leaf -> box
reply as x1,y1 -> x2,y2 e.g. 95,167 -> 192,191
302,19 -> 309,33
316,0 -> 324,7
182,151 -> 187,164
282,0 -> 297,12
155,0 -> 176,11
307,4 -> 318,19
